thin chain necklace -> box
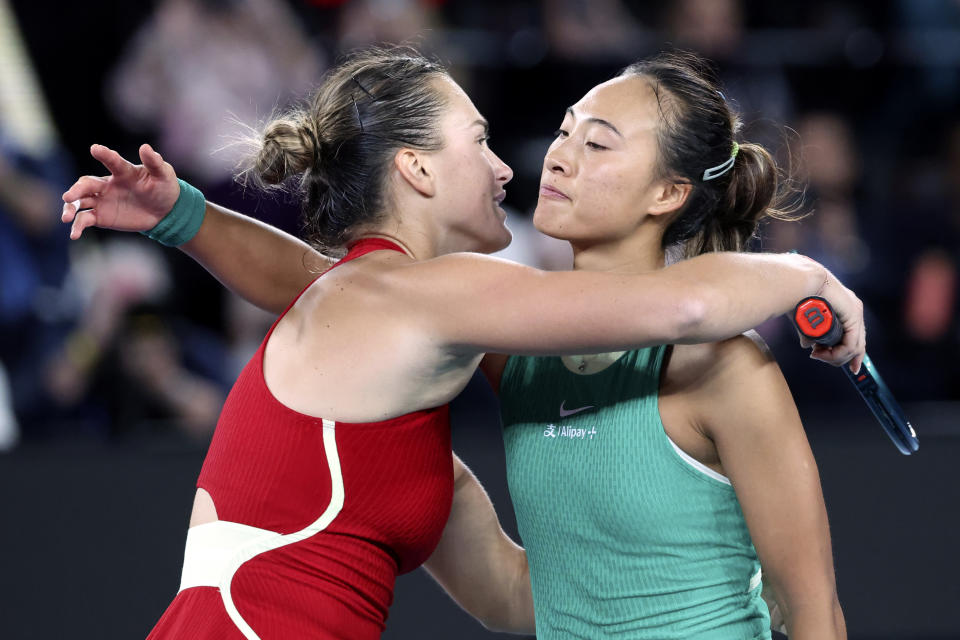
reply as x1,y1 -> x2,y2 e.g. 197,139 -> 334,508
561,351 -> 627,375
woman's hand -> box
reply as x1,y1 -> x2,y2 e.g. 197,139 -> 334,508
803,270 -> 866,373
61,143 -> 181,239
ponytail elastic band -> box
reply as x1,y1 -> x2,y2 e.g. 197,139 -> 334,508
702,141 -> 740,182
140,179 -> 206,247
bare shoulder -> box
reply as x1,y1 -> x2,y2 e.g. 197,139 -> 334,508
393,252 -> 537,282
666,331 -> 785,418
715,330 -> 777,370
368,252 -> 535,302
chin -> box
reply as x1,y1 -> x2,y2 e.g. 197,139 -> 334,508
532,212 -> 572,242
482,227 -> 513,254
455,225 -> 512,255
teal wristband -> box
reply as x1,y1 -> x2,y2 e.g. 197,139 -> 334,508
141,179 -> 206,247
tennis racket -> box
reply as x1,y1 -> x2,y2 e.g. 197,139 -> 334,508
792,297 -> 919,455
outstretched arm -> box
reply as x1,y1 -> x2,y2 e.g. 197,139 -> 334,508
61,144 -> 331,314
698,334 -> 846,640
404,251 -> 864,371
423,454 -> 534,634
183,201 -> 330,313
62,145 -> 865,369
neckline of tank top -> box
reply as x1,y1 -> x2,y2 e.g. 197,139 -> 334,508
345,236 -> 411,257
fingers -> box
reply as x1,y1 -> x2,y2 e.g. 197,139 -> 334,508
90,143 -> 135,179
849,324 -> 866,374
849,353 -> 864,375
139,143 -> 167,175
69,209 -> 99,240
62,175 -> 108,202
809,344 -> 835,362
61,197 -> 98,223
808,327 -> 865,371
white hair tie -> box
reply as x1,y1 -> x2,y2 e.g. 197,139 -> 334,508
702,141 -> 739,181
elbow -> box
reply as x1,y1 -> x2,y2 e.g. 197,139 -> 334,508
474,605 -> 522,634
777,586 -> 846,640
478,553 -> 535,635
670,285 -> 712,343
478,615 -> 511,634
478,610 -> 534,635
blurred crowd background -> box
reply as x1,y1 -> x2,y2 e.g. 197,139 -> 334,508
1,1 -> 958,638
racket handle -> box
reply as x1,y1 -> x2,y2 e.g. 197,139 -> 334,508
791,297 -> 919,455
792,296 -> 843,346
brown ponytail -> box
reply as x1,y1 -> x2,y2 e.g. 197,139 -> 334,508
683,142 -> 797,256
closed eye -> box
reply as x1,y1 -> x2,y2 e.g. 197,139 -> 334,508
553,128 -> 568,138
586,141 -> 608,150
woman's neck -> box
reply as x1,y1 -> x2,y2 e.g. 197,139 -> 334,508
354,210 -> 437,261
570,227 -> 666,274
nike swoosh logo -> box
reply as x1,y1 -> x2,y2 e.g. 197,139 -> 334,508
559,401 -> 595,418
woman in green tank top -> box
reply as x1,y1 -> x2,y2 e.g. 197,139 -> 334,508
482,52 -> 846,639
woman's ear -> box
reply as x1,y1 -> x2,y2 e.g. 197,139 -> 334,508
394,148 -> 436,198
648,180 -> 692,217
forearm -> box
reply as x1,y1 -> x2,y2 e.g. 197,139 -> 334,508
781,595 -> 846,640
181,202 -> 331,314
423,457 -> 535,634
667,251 -> 825,344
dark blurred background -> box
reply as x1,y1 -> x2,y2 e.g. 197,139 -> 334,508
0,0 -> 957,638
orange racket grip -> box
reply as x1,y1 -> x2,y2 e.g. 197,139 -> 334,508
793,296 -> 843,346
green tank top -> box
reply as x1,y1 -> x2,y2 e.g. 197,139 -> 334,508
500,346 -> 770,640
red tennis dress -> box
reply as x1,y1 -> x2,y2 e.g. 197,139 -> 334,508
147,239 -> 453,639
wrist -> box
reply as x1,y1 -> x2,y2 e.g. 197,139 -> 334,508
785,253 -> 827,299
140,179 -> 206,246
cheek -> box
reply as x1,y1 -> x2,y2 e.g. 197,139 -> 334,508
574,169 -> 635,223
441,154 -> 482,200
458,153 -> 491,191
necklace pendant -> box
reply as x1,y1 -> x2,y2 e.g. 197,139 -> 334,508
578,360 -> 587,372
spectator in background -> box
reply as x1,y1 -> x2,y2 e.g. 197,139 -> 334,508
661,0 -> 794,149
107,0 -> 328,368
0,131 -> 227,441
766,112 -> 870,285
97,303 -> 226,440
541,0 -> 645,62
337,0 -> 441,52
0,135 -> 76,438
108,0 -> 324,191
43,239 -> 228,440
894,0 -> 960,107
884,120 -> 960,399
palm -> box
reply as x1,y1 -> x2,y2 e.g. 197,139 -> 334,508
62,143 -> 182,238
99,165 -> 178,231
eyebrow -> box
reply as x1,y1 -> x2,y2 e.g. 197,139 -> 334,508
472,118 -> 490,135
565,107 -> 622,137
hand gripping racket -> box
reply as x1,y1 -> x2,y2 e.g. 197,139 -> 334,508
792,297 -> 919,455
